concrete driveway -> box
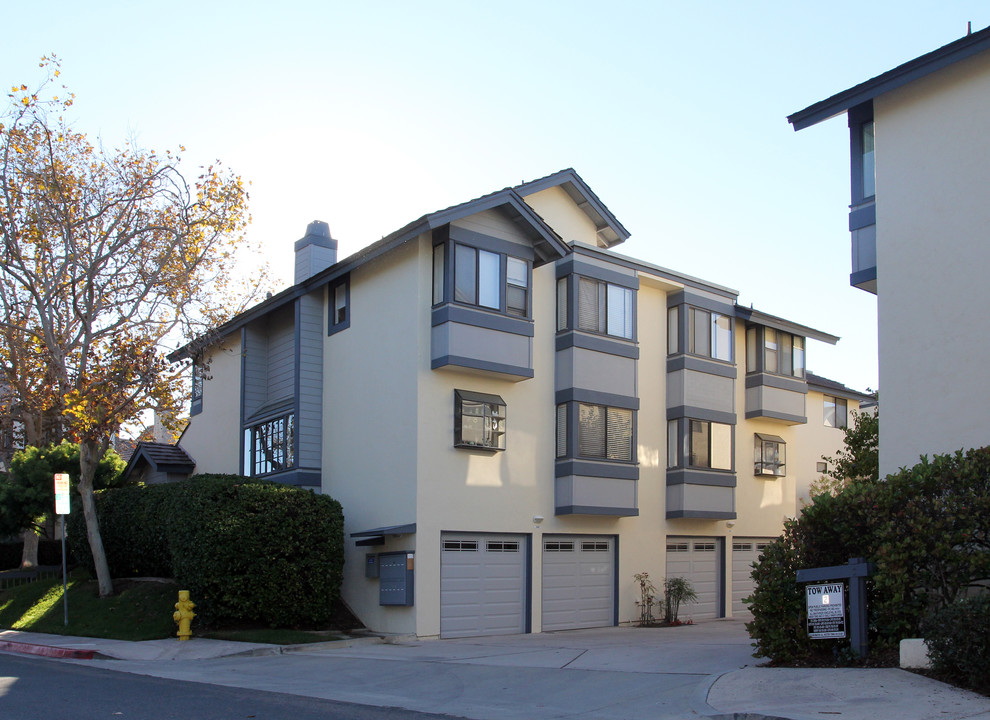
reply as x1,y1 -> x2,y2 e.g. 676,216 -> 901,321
18,619 -> 989,720
80,620 -> 757,719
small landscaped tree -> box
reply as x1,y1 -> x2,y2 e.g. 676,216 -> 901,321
0,58 -> 267,596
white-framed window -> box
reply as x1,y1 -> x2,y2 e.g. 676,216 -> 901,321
688,307 -> 732,362
824,395 -> 848,428
243,413 -> 295,477
754,433 -> 786,477
454,390 -> 506,451
577,278 -> 633,340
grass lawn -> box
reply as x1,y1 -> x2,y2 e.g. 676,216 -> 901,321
0,570 -> 176,641
0,569 -> 353,645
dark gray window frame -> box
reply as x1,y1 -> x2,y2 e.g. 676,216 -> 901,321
244,412 -> 296,477
754,432 -> 786,477
667,417 -> 735,473
745,325 -> 806,379
328,274 -> 350,335
454,389 -> 506,452
190,357 -> 205,416
848,101 -> 875,206
555,400 -> 637,464
432,232 -> 533,319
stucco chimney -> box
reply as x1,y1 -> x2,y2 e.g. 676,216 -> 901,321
294,220 -> 338,284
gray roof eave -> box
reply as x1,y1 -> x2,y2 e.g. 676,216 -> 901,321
734,305 -> 839,345
170,189 -> 569,362
788,25 -> 990,131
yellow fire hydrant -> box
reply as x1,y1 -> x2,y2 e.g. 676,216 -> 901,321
173,590 -> 196,641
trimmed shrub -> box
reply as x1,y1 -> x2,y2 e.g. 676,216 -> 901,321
67,474 -> 344,627
922,595 -> 990,694
747,447 -> 990,667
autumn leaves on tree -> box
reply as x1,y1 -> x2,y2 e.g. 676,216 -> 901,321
0,57 -> 265,596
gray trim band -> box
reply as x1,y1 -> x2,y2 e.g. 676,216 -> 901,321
745,373 -> 809,393
432,304 -> 535,337
556,505 -> 639,517
666,406 -> 736,425
556,331 -> 639,359
667,289 -> 736,316
555,460 -> 640,480
557,388 -> 639,410
666,469 -> 738,487
432,355 -> 534,379
563,259 -> 640,289
449,226 -> 536,260
666,510 -> 737,520
850,267 -> 877,287
744,409 -> 807,424
666,355 -> 738,378
848,205 -> 876,231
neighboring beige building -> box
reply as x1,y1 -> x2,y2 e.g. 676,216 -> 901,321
789,26 -> 990,476
174,169 -> 866,637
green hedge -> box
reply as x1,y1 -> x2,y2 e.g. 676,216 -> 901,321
747,447 -> 990,667
921,595 -> 990,694
68,474 -> 345,626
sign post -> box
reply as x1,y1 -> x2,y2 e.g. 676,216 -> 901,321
54,473 -> 70,626
796,557 -> 875,658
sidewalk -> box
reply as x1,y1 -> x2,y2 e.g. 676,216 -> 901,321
2,623 -> 989,720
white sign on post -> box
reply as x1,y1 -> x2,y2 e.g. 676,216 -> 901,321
806,582 -> 846,639
54,473 -> 71,515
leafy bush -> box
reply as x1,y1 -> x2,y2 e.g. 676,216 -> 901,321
68,474 -> 345,626
922,595 -> 990,694
747,447 -> 990,666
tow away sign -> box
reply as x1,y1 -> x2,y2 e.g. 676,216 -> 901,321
806,583 -> 846,639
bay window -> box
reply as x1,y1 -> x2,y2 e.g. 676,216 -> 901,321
243,413 -> 295,477
577,278 -> 633,339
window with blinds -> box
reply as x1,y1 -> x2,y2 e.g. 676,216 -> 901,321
576,277 -> 633,340
577,403 -> 633,461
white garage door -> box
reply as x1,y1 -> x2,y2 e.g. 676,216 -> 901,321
440,533 -> 527,639
665,537 -> 722,620
731,538 -> 773,618
542,535 -> 615,632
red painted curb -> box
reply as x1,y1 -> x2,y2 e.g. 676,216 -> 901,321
0,640 -> 95,659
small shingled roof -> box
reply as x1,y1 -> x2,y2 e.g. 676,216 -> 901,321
123,441 -> 196,480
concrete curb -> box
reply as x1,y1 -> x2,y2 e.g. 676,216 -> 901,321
0,639 -> 95,660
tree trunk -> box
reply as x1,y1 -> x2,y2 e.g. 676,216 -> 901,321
19,528 -> 39,568
78,438 -> 114,597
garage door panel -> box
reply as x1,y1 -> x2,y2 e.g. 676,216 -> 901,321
731,538 -> 772,618
666,537 -> 722,620
441,533 -> 526,639
541,535 -> 615,632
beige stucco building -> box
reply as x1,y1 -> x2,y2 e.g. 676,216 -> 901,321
175,170 -> 865,638
790,26 -> 990,476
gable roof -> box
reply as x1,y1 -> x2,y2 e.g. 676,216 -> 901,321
806,372 -> 874,402
171,170 -> 603,362
734,305 -> 839,345
788,24 -> 990,130
513,168 -> 631,247
123,441 -> 196,479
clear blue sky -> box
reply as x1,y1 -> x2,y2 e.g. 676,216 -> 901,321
7,2 -> 990,393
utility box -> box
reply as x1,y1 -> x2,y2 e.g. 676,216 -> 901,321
365,553 -> 379,579
379,551 -> 414,606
